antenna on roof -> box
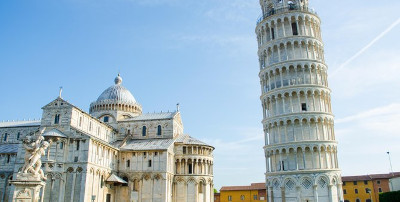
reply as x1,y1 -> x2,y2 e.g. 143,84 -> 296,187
59,86 -> 63,98
176,103 -> 180,112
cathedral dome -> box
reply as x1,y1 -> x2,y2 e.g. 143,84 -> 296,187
89,74 -> 142,118
96,74 -> 137,104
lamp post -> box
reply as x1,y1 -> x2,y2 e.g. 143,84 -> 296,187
387,152 -> 394,191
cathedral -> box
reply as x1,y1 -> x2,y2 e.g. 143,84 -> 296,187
0,74 -> 214,202
256,0 -> 343,201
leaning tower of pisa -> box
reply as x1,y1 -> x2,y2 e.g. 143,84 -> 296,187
256,1 -> 343,201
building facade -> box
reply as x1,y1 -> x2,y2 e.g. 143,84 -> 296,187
342,172 -> 400,202
219,183 -> 267,202
0,74 -> 214,202
255,0 -> 343,201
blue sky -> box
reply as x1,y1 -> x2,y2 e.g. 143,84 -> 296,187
0,0 -> 399,189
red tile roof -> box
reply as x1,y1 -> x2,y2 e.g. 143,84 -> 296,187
220,183 -> 266,191
342,172 -> 400,182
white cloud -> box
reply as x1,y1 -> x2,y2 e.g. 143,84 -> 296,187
335,103 -> 400,176
330,50 -> 400,98
336,103 -> 400,124
331,17 -> 400,78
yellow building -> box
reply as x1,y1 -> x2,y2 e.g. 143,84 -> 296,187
219,183 -> 267,202
342,172 -> 400,202
342,175 -> 375,202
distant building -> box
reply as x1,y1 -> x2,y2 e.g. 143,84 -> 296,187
390,176 -> 400,191
219,183 -> 267,202
214,193 -> 220,202
342,172 -> 400,202
0,74 -> 215,202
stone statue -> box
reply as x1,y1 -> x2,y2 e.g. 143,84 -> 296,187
20,128 -> 49,181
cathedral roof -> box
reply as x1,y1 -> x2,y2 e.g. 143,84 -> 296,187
175,134 -> 213,148
96,74 -> 137,105
116,134 -> 213,151
0,144 -> 19,154
0,120 -> 41,128
118,138 -> 175,151
122,112 -> 177,121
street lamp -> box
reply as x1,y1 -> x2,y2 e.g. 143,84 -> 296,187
387,152 -> 394,191
387,152 -> 394,173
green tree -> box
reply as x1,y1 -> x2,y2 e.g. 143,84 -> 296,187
379,190 -> 400,202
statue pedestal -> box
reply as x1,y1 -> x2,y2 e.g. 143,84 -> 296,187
10,173 -> 46,202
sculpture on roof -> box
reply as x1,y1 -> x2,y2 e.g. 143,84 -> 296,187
20,128 -> 49,181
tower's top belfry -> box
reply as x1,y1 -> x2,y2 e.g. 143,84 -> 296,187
259,0 -> 309,14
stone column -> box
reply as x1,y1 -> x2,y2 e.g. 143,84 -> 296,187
268,186 -> 273,202
313,185 -> 318,202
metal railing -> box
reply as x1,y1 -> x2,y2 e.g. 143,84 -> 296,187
257,6 -> 317,25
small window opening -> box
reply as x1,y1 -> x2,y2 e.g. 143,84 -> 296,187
7,154 -> 11,163
17,132 -> 21,140
3,133 -> 8,142
76,140 -> 80,150
54,114 -> 60,124
292,22 -> 298,35
74,156 -> 78,162
148,160 -> 152,167
302,103 -> 307,111
79,117 -> 82,127
157,125 -> 162,136
59,142 -> 64,149
183,147 -> 186,154
104,116 -> 109,123
142,126 -> 147,136
127,160 -> 130,168
155,152 -> 158,156
271,28 -> 275,39
189,164 -> 193,174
